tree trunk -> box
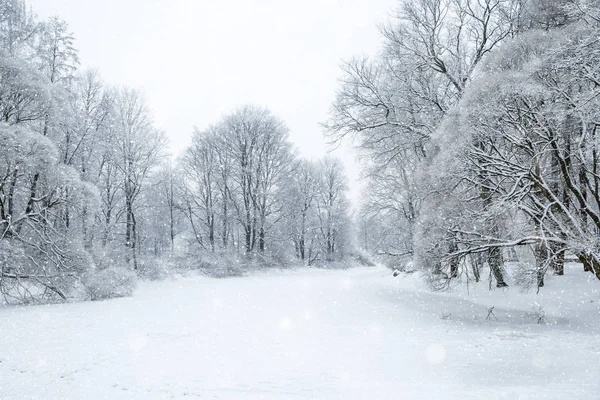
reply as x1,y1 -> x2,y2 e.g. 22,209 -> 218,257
23,117 -> 50,225
82,205 -> 92,250
24,173 -> 40,216
299,236 -> 305,261
489,247 -> 508,288
245,225 -> 252,254
449,240 -> 459,278
208,214 -> 215,252
258,227 -> 265,253
294,238 -> 300,259
483,188 -> 507,287
132,210 -> 139,270
7,169 -> 17,219
470,253 -> 482,283
551,241 -> 565,276
535,241 -> 549,288
578,252 -> 600,281
103,206 -> 111,248
222,193 -> 228,248
125,197 -> 132,265
169,181 -> 175,253
64,187 -> 70,229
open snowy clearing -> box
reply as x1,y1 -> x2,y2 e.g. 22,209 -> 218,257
1,266 -> 599,400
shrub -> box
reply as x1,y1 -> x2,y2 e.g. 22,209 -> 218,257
82,266 -> 137,301
138,257 -> 172,281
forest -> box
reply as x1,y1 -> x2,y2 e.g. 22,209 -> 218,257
1,0 -> 600,305
0,0 -> 352,303
330,0 -> 600,290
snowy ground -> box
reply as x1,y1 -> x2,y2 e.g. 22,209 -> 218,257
1,265 -> 599,400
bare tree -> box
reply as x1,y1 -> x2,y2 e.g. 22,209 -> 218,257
181,128 -> 220,252
112,88 -> 166,269
222,106 -> 293,254
284,159 -> 320,262
315,157 -> 351,262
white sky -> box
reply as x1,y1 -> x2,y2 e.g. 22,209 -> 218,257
29,0 -> 396,202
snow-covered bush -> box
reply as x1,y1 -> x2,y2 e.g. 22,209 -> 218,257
513,262 -> 538,291
0,236 -> 96,304
138,257 -> 172,281
195,252 -> 247,278
309,258 -> 352,269
82,266 -> 137,301
0,241 -> 35,304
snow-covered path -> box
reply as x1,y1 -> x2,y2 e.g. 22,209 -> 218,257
1,267 -> 598,399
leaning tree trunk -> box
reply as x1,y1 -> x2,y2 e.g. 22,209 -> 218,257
550,239 -> 566,276
489,247 -> 508,288
477,157 -> 508,288
577,252 -> 600,281
483,201 -> 508,287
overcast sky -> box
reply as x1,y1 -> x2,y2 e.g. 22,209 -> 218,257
28,0 -> 396,201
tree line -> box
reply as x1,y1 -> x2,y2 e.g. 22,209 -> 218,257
0,0 -> 352,304
328,0 -> 600,289
179,108 -> 352,264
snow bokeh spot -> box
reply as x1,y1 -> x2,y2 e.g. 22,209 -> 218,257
531,353 -> 553,370
369,323 -> 382,337
426,344 -> 446,364
127,332 -> 148,352
212,297 -> 223,311
35,358 -> 47,370
338,370 -> 352,383
341,278 -> 354,289
303,309 -> 312,321
279,317 -> 293,330
39,312 -> 51,323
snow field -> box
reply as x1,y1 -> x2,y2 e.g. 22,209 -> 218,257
0,266 -> 598,399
